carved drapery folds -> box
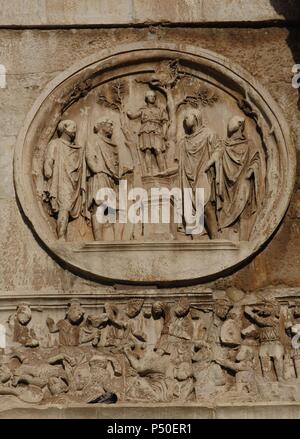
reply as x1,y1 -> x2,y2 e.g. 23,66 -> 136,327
14,43 -> 295,284
39,61 -> 266,242
1,293 -> 300,406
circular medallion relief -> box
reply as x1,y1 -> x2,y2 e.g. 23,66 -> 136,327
14,43 -> 295,285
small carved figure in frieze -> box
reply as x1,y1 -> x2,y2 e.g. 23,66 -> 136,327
104,300 -> 146,348
84,355 -> 119,404
0,356 -> 23,399
11,350 -> 71,389
245,300 -> 284,381
89,354 -> 121,401
80,312 -> 109,347
46,354 -> 87,399
46,300 -> 85,347
179,110 -> 219,238
0,362 -> 12,385
103,303 -> 127,348
205,116 -> 265,240
47,376 -> 69,397
0,361 -> 44,406
44,357 -> 88,402
208,298 -> 233,350
215,342 -> 259,395
123,299 -> 147,345
152,301 -> 172,355
71,360 -> 91,393
220,306 -> 243,348
127,90 -> 168,175
61,354 -> 119,404
8,304 -> 39,348
192,341 -> 228,400
171,343 -> 195,401
152,299 -> 193,358
124,343 -> 173,402
285,304 -> 300,379
86,118 -> 119,241
0,382 -> 44,404
43,119 -> 86,240
168,298 -> 193,343
152,301 -> 171,356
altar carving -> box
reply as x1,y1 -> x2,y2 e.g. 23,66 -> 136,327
14,43 -> 295,284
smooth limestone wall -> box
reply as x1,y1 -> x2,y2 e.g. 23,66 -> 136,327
0,3 -> 299,295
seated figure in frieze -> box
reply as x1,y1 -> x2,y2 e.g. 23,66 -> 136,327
124,342 -> 174,402
192,340 -> 228,400
214,341 -> 259,397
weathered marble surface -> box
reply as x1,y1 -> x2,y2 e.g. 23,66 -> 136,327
2,403 -> 300,419
13,41 -> 294,283
1,26 -> 300,291
0,1 -> 300,417
0,0 -> 299,27
1,291 -> 300,409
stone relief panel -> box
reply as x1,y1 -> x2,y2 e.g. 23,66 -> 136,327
14,43 -> 295,284
1,290 -> 300,406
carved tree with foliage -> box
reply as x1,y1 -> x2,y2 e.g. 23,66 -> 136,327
138,60 -> 219,167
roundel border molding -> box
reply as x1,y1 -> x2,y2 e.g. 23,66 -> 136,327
14,43 -> 296,285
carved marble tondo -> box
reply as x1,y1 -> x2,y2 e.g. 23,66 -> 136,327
14,43 -> 295,284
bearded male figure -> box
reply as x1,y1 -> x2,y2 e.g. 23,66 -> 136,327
86,119 -> 120,241
43,119 -> 86,240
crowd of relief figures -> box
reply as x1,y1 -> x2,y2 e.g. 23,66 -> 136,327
37,60 -> 266,243
1,291 -> 300,406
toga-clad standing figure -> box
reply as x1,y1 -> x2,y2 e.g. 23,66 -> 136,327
43,119 -> 86,240
179,111 -> 220,238
86,119 -> 119,241
205,116 -> 265,240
